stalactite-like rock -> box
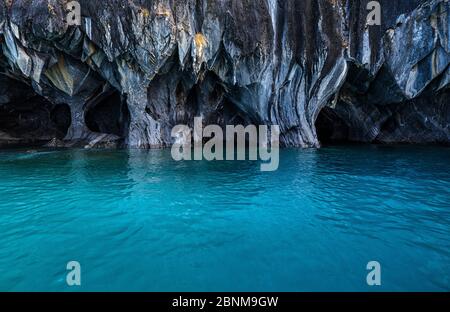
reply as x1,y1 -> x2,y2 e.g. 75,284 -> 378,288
0,0 -> 448,148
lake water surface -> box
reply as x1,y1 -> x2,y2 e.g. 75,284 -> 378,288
0,146 -> 449,291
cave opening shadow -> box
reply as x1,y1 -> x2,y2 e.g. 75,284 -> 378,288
315,107 -> 350,146
50,104 -> 71,139
85,91 -> 130,138
0,95 -> 71,147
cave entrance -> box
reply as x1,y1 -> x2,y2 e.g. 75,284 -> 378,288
0,89 -> 71,147
315,107 -> 350,145
85,91 -> 130,137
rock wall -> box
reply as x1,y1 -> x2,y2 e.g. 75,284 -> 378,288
0,0 -> 448,148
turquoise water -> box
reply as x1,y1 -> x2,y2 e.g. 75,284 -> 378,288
0,146 -> 449,291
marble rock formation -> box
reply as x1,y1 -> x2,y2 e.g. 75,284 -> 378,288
0,0 -> 448,148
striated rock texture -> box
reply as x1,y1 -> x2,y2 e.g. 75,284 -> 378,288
0,0 -> 448,148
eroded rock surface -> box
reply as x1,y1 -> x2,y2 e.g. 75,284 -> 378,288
0,0 -> 448,148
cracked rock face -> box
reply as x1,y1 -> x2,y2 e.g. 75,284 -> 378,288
0,0 -> 448,148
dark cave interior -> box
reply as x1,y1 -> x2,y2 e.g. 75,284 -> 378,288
0,77 -> 71,147
315,106 -> 351,145
85,91 -> 130,138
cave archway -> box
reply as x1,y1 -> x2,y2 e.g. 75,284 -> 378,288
315,107 -> 350,145
85,91 -> 130,137
0,83 -> 71,146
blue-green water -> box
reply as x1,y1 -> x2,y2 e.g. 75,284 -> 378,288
0,146 -> 449,291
